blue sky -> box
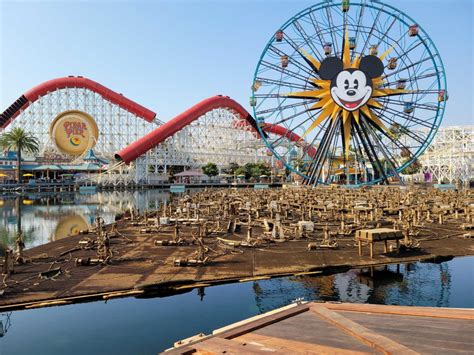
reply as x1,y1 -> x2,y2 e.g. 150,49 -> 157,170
0,0 -> 472,126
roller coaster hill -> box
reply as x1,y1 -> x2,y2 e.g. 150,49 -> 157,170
0,76 -> 304,186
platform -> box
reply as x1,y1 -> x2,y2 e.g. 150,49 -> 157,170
165,302 -> 474,354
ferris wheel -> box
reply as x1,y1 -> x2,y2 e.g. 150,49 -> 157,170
251,0 -> 447,186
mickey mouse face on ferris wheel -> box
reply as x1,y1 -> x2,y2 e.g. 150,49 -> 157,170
319,55 -> 385,112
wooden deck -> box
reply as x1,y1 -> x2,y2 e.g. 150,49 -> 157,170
165,302 -> 474,354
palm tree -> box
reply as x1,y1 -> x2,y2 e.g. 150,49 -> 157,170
0,128 -> 39,183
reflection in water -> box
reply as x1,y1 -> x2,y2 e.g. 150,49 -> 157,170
0,190 -> 171,249
53,214 -> 89,241
0,313 -> 11,338
253,261 -> 460,313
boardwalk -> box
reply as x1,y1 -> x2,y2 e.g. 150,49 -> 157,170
166,302 -> 474,354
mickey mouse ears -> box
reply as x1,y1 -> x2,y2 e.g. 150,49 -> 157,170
319,55 -> 384,80
319,57 -> 344,80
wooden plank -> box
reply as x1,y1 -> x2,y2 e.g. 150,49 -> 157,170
216,302 -> 310,340
213,302 -> 304,335
253,310 -> 376,352
236,332 -> 373,355
310,304 -> 419,355
322,302 -> 474,320
194,337 -> 286,355
341,312 -> 474,354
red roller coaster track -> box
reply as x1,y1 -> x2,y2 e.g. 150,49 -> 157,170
1,77 -> 315,163
116,95 -> 316,164
0,76 -> 156,128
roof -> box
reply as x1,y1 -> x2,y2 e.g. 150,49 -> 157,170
83,149 -> 109,164
0,163 -> 104,171
174,170 -> 205,177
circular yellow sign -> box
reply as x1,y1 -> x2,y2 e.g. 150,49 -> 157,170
50,110 -> 99,155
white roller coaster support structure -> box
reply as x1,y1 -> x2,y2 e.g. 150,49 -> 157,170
134,108 -> 295,184
419,126 -> 473,185
2,87 -> 162,160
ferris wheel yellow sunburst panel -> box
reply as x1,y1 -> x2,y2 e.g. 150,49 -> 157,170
283,29 -> 406,159
49,110 -> 99,156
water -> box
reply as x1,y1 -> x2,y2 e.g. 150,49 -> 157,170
0,191 -> 473,354
0,190 -> 172,249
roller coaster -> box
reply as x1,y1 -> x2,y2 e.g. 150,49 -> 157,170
0,76 -> 306,184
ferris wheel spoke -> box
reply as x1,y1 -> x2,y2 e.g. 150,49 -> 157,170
374,16 -> 397,50
359,7 -> 382,56
379,99 -> 437,112
374,110 -> 428,144
254,93 -> 302,99
395,40 -> 425,65
260,61 -> 310,83
369,118 -> 420,164
308,12 -> 328,49
355,118 -> 388,183
351,126 -> 370,175
325,121 -> 344,183
270,106 -> 320,127
255,77 -> 309,90
383,56 -> 433,80
350,3 -> 366,61
379,89 -> 438,96
302,116 -> 331,159
256,100 -> 315,116
324,7 -> 341,55
376,105 -> 435,129
268,46 -> 315,78
268,117 -> 313,149
381,71 -> 438,87
309,119 -> 339,186
353,122 -> 381,181
305,124 -> 329,183
363,118 -> 403,181
283,35 -> 323,74
293,20 -> 324,61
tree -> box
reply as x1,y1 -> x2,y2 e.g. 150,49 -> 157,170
202,162 -> 218,177
293,158 -> 306,172
232,163 -> 271,180
235,166 -> 247,179
0,128 -> 39,183
402,159 -> 421,175
226,162 -> 239,175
